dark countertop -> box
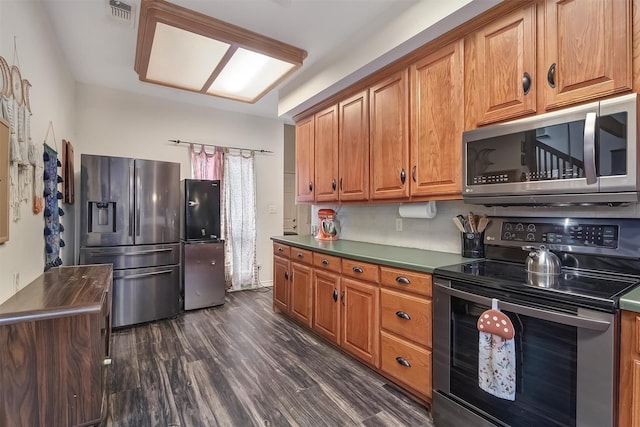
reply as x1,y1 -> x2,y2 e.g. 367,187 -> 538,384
271,235 -> 471,273
0,264 -> 113,325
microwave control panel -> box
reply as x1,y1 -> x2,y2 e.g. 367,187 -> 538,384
500,222 -> 618,248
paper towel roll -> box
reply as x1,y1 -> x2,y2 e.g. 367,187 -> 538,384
398,201 -> 437,219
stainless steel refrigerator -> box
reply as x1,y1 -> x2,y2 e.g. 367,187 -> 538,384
79,154 -> 181,328
181,179 -> 225,310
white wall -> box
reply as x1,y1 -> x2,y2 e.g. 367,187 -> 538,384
314,200 -> 640,255
0,1 -> 76,304
75,83 -> 284,286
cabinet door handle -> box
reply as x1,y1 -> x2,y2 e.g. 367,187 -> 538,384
333,289 -> 338,302
547,63 -> 556,88
523,72 -> 531,95
103,358 -> 113,366
284,271 -> 289,280
352,266 -> 364,274
309,181 -> 313,192
332,179 -> 337,191
396,311 -> 411,320
411,165 -> 416,183
396,357 -> 411,367
321,259 -> 329,265
395,276 -> 411,285
400,168 -> 406,185
341,290 -> 345,305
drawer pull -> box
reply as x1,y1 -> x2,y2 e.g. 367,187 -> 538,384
322,259 -> 329,265
396,276 -> 411,285
395,311 -> 411,320
396,357 -> 411,367
103,358 -> 112,366
278,247 -> 283,252
297,253 -> 304,258
352,266 -> 364,274
333,289 -> 338,302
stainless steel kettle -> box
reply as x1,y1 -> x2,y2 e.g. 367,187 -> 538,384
523,245 -> 562,287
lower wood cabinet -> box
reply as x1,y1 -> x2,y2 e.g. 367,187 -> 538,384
272,242 -> 432,404
619,310 -> 640,427
341,276 -> 380,367
290,262 -> 313,327
0,265 -> 113,427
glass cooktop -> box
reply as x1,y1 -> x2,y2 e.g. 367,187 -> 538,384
434,259 -> 640,312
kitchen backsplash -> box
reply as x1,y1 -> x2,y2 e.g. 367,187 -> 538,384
312,201 -> 640,255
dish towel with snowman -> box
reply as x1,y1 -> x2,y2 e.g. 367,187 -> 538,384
477,298 -> 516,401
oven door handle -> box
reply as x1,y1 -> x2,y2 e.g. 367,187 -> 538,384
435,283 -> 611,332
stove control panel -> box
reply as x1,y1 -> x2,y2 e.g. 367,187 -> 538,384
500,222 -> 618,248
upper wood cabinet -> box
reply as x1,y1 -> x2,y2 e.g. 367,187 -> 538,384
339,90 -> 370,201
472,3 -> 536,125
295,116 -> 315,203
542,0 -> 632,110
410,40 -> 464,197
369,69 -> 410,200
314,105 -> 339,202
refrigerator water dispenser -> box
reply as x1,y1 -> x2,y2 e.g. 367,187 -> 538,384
88,201 -> 116,233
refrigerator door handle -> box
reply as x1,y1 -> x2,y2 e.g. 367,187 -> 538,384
129,162 -> 135,237
135,167 -> 141,237
119,269 -> 174,280
89,248 -> 174,257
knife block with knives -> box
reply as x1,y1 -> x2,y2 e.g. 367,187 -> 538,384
454,212 -> 489,258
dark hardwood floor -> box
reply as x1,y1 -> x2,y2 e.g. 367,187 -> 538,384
105,288 -> 434,427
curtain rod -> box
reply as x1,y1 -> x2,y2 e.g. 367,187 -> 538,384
170,139 -> 274,154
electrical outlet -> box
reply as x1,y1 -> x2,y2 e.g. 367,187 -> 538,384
395,218 -> 403,232
13,273 -> 20,292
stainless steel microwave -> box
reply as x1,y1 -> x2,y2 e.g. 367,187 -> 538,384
462,93 -> 638,206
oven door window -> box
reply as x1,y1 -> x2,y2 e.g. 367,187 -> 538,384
450,296 -> 577,427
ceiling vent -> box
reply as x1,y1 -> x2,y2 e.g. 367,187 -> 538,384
107,0 -> 135,26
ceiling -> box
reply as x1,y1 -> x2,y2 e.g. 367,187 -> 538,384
41,0 -> 500,122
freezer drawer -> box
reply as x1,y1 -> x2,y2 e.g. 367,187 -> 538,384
112,265 -> 180,328
80,243 -> 180,270
183,241 -> 225,310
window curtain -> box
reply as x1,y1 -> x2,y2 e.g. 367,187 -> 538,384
190,144 -> 223,180
222,150 -> 258,291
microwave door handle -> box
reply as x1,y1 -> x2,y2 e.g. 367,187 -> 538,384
584,112 -> 597,185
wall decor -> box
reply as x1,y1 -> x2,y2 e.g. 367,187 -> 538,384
61,139 -> 74,204
43,143 -> 63,271
0,50 -> 36,222
0,116 -> 9,244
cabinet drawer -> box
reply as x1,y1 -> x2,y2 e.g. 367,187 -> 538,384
342,259 -> 380,282
290,247 -> 313,264
380,267 -> 432,297
313,252 -> 341,273
273,242 -> 290,258
381,288 -> 431,347
380,331 -> 432,398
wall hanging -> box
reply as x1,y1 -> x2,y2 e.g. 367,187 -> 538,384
43,141 -> 64,271
0,41 -> 37,222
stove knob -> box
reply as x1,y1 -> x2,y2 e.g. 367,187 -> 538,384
526,233 -> 535,241
503,232 -> 511,240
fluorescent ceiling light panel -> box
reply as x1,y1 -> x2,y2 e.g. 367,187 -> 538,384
135,0 -> 307,103
146,23 -> 230,90
208,48 -> 296,101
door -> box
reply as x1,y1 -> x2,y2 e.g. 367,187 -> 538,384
473,4 -> 536,125
184,179 -> 221,241
313,269 -> 341,344
341,277 -> 380,367
183,242 -> 225,310
112,264 -> 181,328
370,69 -> 410,200
80,155 -> 134,247
543,0 -> 631,110
339,90 -> 369,201
290,262 -> 313,327
296,116 -> 315,202
135,159 -> 180,245
273,255 -> 290,312
314,105 -> 339,202
410,40 -> 464,197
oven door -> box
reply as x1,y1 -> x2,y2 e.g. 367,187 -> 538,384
432,278 -> 616,427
